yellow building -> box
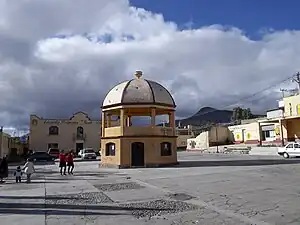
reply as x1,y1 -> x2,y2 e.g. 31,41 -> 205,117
228,121 -> 281,146
0,130 -> 11,157
259,94 -> 300,145
29,112 -> 106,154
228,122 -> 261,144
100,71 -> 178,168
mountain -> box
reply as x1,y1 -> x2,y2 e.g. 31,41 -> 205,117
177,107 -> 233,127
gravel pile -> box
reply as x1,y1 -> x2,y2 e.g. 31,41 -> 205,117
94,182 -> 144,192
120,199 -> 199,219
45,192 -> 113,205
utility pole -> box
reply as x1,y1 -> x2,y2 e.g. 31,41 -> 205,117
292,72 -> 300,94
215,125 -> 219,153
280,88 -> 288,98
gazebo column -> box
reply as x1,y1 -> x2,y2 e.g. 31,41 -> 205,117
127,115 -> 132,127
151,108 -> 156,127
120,109 -> 125,134
168,111 -> 175,135
107,114 -> 112,127
101,112 -> 106,137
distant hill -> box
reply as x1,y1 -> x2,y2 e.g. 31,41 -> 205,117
175,107 -> 264,127
177,107 -> 233,127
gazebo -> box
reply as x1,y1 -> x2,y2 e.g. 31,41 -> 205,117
100,71 -> 178,168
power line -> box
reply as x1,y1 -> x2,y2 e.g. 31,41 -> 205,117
187,75 -> 293,118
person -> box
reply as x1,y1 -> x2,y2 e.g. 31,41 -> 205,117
14,166 -> 23,183
0,156 -> 8,183
67,150 -> 74,175
23,158 -> 35,183
59,150 -> 67,175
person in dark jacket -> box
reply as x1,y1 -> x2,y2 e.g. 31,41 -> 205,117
0,156 -> 8,183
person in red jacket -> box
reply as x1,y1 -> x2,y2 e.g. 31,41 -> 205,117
59,150 -> 66,175
67,150 -> 74,175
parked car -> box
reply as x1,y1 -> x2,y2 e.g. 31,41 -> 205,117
48,148 -> 60,158
78,148 -> 97,159
27,151 -> 56,162
278,142 -> 300,158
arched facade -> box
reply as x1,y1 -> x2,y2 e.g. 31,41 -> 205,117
100,71 -> 178,168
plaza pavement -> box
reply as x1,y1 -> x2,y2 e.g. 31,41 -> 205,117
0,152 -> 300,225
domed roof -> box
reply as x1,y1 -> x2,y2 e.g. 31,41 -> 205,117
102,71 -> 176,108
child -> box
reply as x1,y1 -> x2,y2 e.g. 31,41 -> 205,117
23,158 -> 35,183
14,166 -> 23,183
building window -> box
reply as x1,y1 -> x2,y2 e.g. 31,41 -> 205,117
49,126 -> 59,135
105,143 -> 115,156
48,143 -> 58,149
161,142 -> 172,156
77,126 -> 84,138
289,103 -> 292,116
262,130 -> 276,141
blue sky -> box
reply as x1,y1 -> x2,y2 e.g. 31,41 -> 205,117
130,0 -> 299,39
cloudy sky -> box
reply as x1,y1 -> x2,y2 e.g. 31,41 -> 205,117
1,0 -> 300,132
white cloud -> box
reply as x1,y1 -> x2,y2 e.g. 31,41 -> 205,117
0,0 -> 300,129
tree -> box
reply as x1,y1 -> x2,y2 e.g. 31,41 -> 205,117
231,107 -> 254,122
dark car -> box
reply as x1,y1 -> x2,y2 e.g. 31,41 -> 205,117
47,148 -> 60,158
27,152 -> 56,162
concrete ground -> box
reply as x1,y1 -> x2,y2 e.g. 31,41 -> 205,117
0,152 -> 300,225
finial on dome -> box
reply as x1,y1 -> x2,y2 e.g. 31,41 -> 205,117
135,70 -> 143,79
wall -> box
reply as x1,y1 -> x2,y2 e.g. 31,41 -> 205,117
228,122 -> 260,144
267,109 -> 283,119
177,134 -> 194,148
0,132 -> 11,157
209,126 -> 233,145
29,112 -> 103,151
101,137 -> 177,168
186,131 -> 209,151
283,94 -> 300,117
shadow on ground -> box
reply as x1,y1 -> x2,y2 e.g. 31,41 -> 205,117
0,201 -> 169,216
175,159 -> 300,168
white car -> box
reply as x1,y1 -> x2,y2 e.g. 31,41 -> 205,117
78,148 -> 97,160
278,142 -> 300,158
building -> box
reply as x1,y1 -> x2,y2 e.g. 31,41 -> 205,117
259,93 -> 300,145
0,129 -> 11,157
186,126 -> 233,151
29,112 -> 105,153
176,126 -> 194,149
100,70 -> 178,168
228,119 -> 281,146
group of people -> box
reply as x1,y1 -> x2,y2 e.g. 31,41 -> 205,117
0,149 -> 76,184
0,156 -> 35,184
58,150 -> 75,175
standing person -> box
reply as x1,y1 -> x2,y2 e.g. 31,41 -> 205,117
59,150 -> 66,175
23,158 -> 35,183
67,150 -> 74,175
14,166 -> 23,183
0,156 -> 8,183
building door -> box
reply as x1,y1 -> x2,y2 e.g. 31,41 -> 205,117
131,142 -> 145,167
76,143 -> 84,155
